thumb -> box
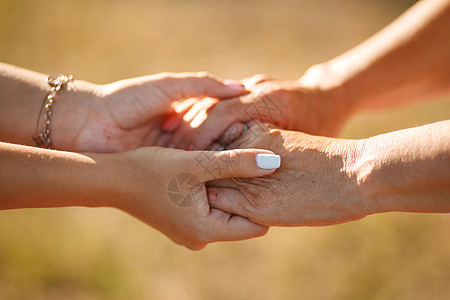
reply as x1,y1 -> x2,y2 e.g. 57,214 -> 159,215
185,149 -> 281,182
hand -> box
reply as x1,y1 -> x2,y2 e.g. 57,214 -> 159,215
206,123 -> 371,227
52,72 -> 245,152
111,146 -> 279,250
176,72 -> 351,150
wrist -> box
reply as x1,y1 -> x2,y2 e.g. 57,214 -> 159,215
298,63 -> 357,136
325,136 -> 380,218
83,151 -> 135,209
343,137 -> 390,216
51,79 -> 102,151
102,147 -> 164,212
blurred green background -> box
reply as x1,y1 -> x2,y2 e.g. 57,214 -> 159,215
1,0 -> 449,299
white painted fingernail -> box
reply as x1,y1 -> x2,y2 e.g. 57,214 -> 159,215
256,154 -> 281,169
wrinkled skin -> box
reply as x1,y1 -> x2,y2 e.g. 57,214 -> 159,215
207,123 -> 371,227
181,74 -> 351,150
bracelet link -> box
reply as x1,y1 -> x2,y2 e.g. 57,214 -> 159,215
31,74 -> 73,149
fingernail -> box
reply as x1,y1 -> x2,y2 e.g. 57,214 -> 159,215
186,144 -> 193,151
256,154 -> 281,169
224,80 -> 245,91
162,115 -> 177,131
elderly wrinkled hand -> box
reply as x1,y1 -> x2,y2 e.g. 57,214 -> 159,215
205,123 -> 369,227
163,73 -> 350,151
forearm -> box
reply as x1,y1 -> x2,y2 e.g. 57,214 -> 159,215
301,0 -> 450,113
0,62 -> 99,149
0,63 -> 50,145
0,142 -> 121,210
352,120 -> 450,214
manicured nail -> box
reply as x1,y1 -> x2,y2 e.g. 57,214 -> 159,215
256,154 -> 281,169
162,115 -> 178,131
224,80 -> 245,91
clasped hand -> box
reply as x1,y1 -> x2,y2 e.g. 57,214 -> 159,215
60,71 -> 360,249
14,69 -> 446,250
79,71 -> 367,249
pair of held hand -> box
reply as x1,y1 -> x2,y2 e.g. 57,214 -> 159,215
3,0 -> 450,250
4,68 -> 375,250
17,69 -> 441,250
54,71 -> 350,250
2,66 -> 449,251
3,68 -> 361,250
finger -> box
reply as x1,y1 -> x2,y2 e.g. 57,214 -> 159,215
241,74 -> 273,89
190,99 -> 250,150
186,149 -> 281,182
173,97 -> 200,113
168,98 -> 219,149
206,177 -> 237,188
141,123 -> 164,146
154,132 -> 173,147
152,72 -> 247,101
205,208 -> 268,242
210,142 -> 225,151
163,121 -> 195,148
188,99 -> 219,129
207,187 -> 248,217
217,122 -> 247,146
183,97 -> 218,124
226,121 -> 274,150
162,98 -> 199,132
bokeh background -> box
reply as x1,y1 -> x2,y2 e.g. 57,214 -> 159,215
1,0 -> 449,299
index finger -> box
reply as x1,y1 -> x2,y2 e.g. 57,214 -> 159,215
190,98 -> 251,150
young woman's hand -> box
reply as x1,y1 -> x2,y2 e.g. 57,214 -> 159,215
0,141 -> 278,250
112,147 -> 279,250
52,72 -> 245,152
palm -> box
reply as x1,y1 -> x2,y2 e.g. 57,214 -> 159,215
59,72 -> 245,153
71,82 -> 173,153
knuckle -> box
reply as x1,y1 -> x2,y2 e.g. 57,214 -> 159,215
207,187 -> 220,203
226,148 -> 241,162
269,88 -> 289,101
252,73 -> 270,81
247,74 -> 272,87
214,150 -> 241,174
243,185 -> 263,203
240,183 -> 271,210
228,132 -> 253,149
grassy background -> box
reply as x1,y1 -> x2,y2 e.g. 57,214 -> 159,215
1,0 -> 449,299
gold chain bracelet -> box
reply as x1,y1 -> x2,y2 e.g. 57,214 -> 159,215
31,74 -> 73,149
